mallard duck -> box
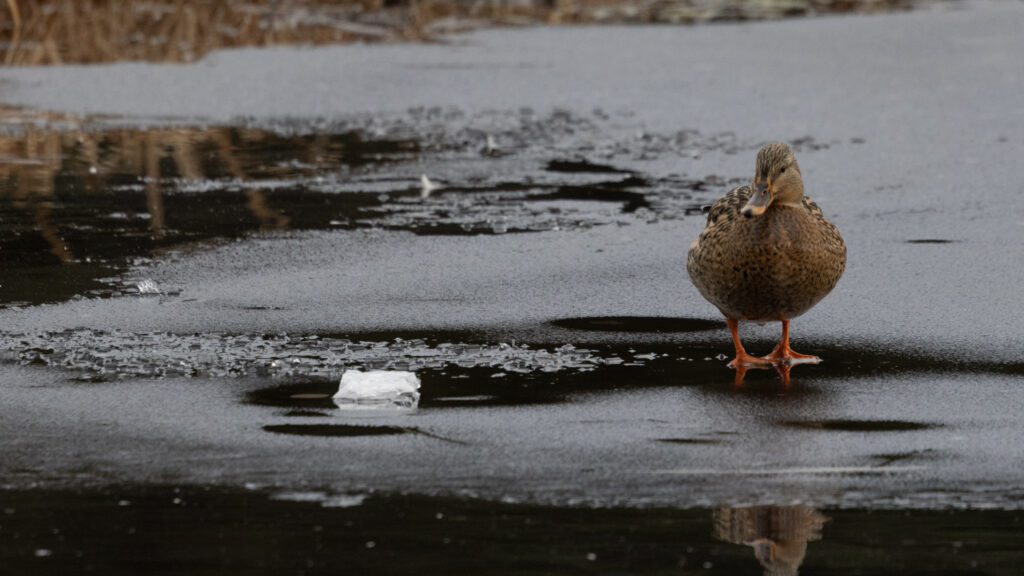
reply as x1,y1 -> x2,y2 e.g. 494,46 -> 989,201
687,142 -> 846,369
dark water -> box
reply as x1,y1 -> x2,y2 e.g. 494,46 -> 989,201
0,123 -> 423,305
1,487 -> 1021,576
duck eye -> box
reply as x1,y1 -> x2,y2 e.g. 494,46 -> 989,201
780,167 -> 787,174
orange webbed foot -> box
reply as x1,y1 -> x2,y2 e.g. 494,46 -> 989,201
761,319 -> 821,366
761,346 -> 821,366
727,351 -> 774,369
725,318 -> 773,370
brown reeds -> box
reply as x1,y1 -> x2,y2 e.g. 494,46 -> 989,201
0,1 -> 405,65
1,0 -> 935,66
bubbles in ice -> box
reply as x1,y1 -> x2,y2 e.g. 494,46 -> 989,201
2,329 -> 624,380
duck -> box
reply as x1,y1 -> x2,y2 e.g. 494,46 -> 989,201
687,141 -> 846,370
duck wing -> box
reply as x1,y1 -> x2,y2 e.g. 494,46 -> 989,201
704,185 -> 753,227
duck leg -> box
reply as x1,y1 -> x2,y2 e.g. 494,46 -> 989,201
726,318 -> 771,368
762,320 -> 820,365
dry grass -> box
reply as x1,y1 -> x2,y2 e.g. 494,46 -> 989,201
1,1 -> 400,65
1,0 -> 936,66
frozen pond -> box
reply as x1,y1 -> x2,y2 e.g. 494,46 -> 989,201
1,2 -> 1023,573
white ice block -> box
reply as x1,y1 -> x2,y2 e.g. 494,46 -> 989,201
333,370 -> 421,409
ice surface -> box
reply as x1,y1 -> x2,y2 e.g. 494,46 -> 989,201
333,369 -> 421,409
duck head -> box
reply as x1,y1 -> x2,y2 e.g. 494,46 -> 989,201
742,142 -> 804,218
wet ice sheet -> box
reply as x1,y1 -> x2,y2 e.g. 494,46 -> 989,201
0,214 -> 1019,364
2,362 -> 1024,510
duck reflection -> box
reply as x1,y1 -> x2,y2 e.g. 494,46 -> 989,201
733,361 -> 815,386
713,505 -> 827,576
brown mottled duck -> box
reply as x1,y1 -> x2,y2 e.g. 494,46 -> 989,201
687,142 -> 846,369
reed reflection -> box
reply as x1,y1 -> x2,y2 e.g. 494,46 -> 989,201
0,111 -> 416,264
0,121 -> 272,260
1,119 -> 71,262
713,505 -> 827,576
0,110 -> 424,307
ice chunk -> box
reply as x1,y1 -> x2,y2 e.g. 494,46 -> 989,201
420,174 -> 440,198
333,370 -> 421,409
322,494 -> 367,508
136,279 -> 161,295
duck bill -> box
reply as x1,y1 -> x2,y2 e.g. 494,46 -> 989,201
742,182 -> 773,218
